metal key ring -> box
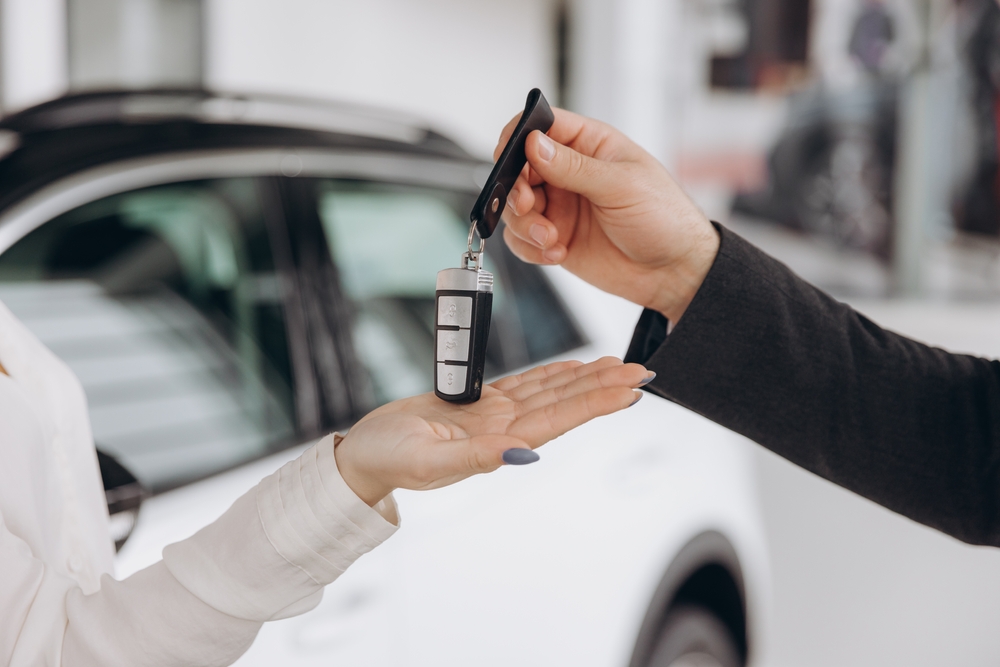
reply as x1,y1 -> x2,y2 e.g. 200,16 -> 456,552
467,221 -> 486,255
463,221 -> 487,271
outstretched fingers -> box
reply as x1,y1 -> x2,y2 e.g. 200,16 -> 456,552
505,356 -> 624,402
490,359 -> 583,392
517,361 -> 648,413
506,385 -> 640,448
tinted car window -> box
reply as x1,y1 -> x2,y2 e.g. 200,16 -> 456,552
315,179 -> 584,405
0,178 -> 296,492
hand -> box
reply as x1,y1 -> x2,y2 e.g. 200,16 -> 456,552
497,108 -> 720,323
334,357 -> 650,506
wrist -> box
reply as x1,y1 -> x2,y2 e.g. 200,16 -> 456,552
649,223 -> 720,323
333,433 -> 393,507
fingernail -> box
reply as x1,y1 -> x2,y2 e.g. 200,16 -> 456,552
529,224 -> 549,247
537,134 -> 556,161
629,391 -> 643,407
542,246 -> 563,263
502,448 -> 540,465
507,189 -> 519,212
638,372 -> 656,387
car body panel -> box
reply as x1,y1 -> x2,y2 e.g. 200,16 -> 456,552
0,148 -> 479,255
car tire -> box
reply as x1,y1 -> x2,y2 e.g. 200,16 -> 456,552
645,605 -> 742,667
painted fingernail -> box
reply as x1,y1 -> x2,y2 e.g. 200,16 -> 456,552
529,224 -> 549,247
629,391 -> 643,407
537,134 -> 556,161
507,189 -> 520,212
638,372 -> 656,387
502,448 -> 540,465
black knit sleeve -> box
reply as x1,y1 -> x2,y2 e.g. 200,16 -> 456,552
625,224 -> 1000,546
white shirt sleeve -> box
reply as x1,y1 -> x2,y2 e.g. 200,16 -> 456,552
0,295 -> 401,666
5,433 -> 398,667
161,433 -> 398,623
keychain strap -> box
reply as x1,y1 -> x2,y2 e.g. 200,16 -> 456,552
469,89 -> 554,240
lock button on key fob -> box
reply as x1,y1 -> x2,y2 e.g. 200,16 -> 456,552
434,265 -> 493,403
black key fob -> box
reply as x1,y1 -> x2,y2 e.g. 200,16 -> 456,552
434,88 -> 553,403
434,262 -> 493,403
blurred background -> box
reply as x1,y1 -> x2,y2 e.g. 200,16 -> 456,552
2,0 -> 1000,664
6,0 -> 999,297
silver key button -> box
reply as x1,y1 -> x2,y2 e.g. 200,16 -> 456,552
436,363 -> 468,395
437,296 -> 473,328
437,329 -> 471,362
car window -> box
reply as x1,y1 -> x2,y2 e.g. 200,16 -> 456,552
0,178 -> 296,493
315,179 -> 584,405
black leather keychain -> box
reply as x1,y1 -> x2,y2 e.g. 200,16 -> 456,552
433,89 -> 555,403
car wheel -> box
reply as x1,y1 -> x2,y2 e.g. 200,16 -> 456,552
645,605 -> 742,667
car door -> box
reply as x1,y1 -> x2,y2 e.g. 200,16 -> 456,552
0,175 -> 323,558
287,175 -> 586,401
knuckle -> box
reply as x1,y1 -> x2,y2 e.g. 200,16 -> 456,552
544,402 -> 560,430
470,448 -> 495,473
567,150 -> 588,179
411,460 -> 436,486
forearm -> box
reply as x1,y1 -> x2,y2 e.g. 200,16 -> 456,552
56,435 -> 397,666
161,434 -> 397,622
627,224 -> 1000,546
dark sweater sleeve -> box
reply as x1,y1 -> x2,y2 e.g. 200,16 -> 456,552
624,224 -> 1000,546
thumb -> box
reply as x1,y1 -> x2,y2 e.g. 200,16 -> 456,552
421,434 -> 528,483
524,130 -> 627,204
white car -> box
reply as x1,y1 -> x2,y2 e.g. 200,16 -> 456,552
0,91 -> 771,667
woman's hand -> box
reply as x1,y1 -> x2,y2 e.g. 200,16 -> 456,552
497,108 -> 719,324
334,357 -> 650,506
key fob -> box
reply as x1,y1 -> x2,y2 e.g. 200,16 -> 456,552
434,88 -> 551,403
434,265 -> 493,403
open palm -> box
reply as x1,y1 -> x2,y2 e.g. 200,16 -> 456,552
334,357 -> 648,505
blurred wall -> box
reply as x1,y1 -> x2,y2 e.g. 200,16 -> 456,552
0,0 -> 561,158
568,0 -> 681,167
67,0 -> 203,90
0,0 -> 691,166
204,0 -> 558,157
0,0 -> 66,111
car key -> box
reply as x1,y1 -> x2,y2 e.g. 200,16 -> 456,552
434,242 -> 493,403
434,88 -> 554,403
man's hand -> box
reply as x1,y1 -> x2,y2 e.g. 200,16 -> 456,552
334,357 -> 650,506
497,108 -> 719,323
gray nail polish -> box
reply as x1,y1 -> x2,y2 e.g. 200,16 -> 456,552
629,392 -> 643,407
502,448 -> 540,465
638,372 -> 657,387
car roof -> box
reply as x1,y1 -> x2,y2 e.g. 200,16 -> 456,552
0,89 -> 477,214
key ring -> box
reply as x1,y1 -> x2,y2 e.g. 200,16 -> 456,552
463,220 -> 486,271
